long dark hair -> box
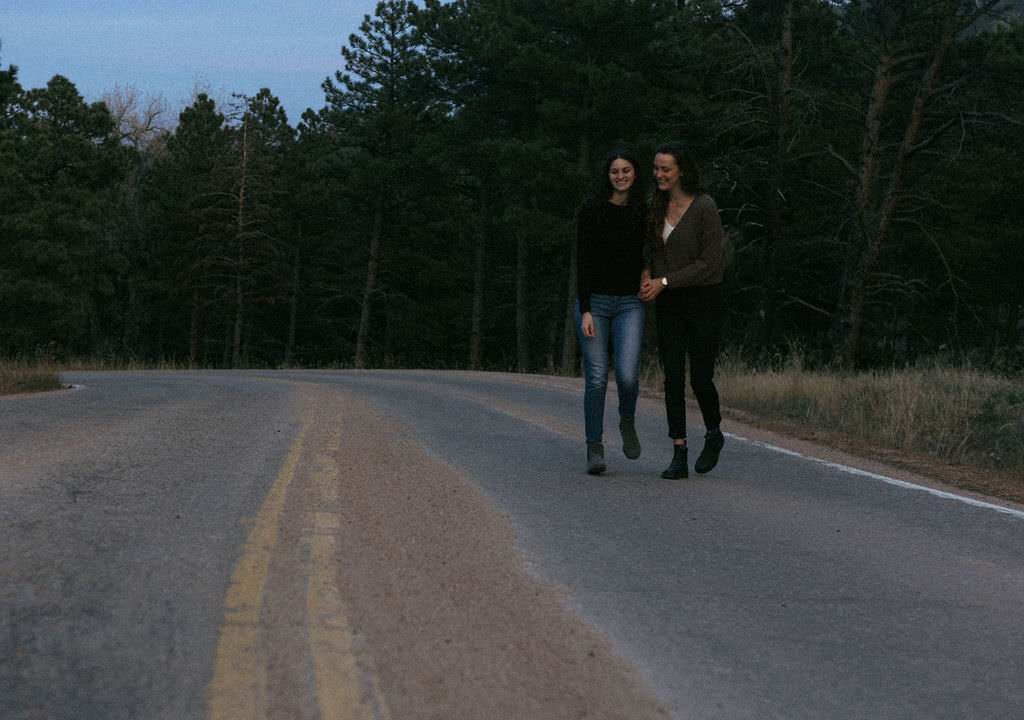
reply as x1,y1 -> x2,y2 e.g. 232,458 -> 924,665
649,141 -> 703,230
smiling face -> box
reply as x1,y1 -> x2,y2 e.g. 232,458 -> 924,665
608,157 -> 636,196
653,153 -> 681,193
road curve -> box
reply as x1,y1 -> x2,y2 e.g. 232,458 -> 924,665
2,369 -> 1022,720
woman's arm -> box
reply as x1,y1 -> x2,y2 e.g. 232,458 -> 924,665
580,311 -> 596,338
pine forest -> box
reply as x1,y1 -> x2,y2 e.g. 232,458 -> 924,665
2,0 -> 1022,374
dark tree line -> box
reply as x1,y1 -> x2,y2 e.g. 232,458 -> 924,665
1,0 -> 1022,371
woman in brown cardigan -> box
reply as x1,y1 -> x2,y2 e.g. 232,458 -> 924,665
639,142 -> 730,479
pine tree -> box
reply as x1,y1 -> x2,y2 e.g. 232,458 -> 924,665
0,74 -> 129,357
323,0 -> 433,368
148,94 -> 231,366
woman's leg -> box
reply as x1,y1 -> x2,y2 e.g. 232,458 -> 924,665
610,296 -> 644,420
687,289 -> 724,432
611,296 -> 645,459
687,287 -> 726,474
687,334 -> 721,431
689,328 -> 724,473
576,297 -> 612,444
655,296 -> 687,440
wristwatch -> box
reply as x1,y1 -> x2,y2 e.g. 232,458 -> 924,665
661,277 -> 668,287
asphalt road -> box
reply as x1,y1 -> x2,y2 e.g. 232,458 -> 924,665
2,370 -> 1022,720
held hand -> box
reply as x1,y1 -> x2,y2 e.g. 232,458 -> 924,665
580,312 -> 596,339
638,278 -> 666,302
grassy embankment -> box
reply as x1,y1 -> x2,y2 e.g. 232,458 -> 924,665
3,359 -> 1021,500
642,354 -> 1024,501
0,361 -> 63,395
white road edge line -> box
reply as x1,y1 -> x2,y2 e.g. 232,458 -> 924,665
736,434 -> 1024,520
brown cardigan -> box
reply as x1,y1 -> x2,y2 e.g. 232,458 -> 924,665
648,193 -> 729,288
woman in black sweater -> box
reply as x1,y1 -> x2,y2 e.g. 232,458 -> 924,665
576,150 -> 648,474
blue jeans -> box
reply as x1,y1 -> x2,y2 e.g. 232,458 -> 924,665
576,294 -> 645,444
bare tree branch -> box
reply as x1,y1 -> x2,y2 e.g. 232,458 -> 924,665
781,293 -> 832,318
961,111 -> 1024,126
825,143 -> 858,178
908,116 -> 957,155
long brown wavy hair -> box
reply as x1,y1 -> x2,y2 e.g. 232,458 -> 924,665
648,141 -> 703,234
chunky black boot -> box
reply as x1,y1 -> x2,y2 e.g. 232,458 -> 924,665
619,417 -> 641,459
586,442 -> 606,475
661,444 -> 688,479
694,429 -> 724,474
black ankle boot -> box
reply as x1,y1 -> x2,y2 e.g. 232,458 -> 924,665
661,445 -> 688,479
695,429 -> 724,474
586,442 -> 606,475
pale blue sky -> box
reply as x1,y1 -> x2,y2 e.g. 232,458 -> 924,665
0,1 -> 380,124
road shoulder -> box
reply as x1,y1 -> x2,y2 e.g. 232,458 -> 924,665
310,386 -> 673,719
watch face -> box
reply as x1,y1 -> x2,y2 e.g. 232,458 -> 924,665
662,277 -> 668,286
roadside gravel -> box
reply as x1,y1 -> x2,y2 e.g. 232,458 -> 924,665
318,389 -> 673,719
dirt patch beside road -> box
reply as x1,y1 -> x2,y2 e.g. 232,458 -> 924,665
317,388 -> 672,720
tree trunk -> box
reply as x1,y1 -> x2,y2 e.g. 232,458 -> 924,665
830,37 -> 896,365
354,192 -> 385,369
469,183 -> 487,370
515,226 -> 529,372
755,0 -> 795,355
284,245 -> 300,367
560,227 -> 579,375
561,134 -> 590,374
232,117 -> 248,368
835,19 -> 955,366
189,286 -> 200,370
231,262 -> 244,367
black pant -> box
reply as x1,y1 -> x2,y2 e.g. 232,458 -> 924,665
655,284 -> 725,440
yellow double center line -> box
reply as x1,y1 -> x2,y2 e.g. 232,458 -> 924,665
206,395 -> 390,719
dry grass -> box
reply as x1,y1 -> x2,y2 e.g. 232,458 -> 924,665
59,357 -> 187,371
675,354 -> 1024,495
0,361 -> 63,395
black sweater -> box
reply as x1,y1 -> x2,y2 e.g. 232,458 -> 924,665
576,198 -> 646,313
